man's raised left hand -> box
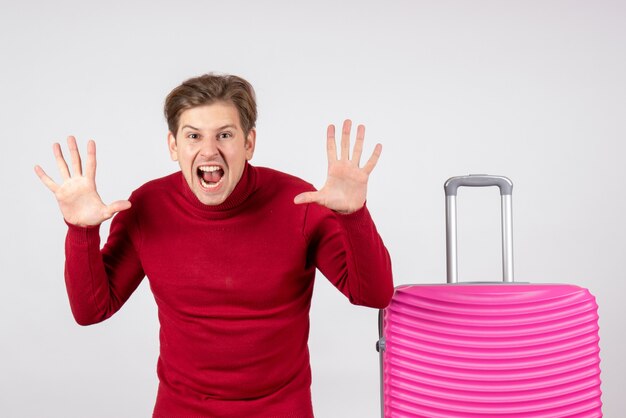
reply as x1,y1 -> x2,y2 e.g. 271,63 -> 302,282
294,119 -> 381,214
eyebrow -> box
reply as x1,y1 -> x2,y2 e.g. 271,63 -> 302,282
180,124 -> 237,131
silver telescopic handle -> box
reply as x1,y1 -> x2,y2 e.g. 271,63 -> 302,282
444,175 -> 514,284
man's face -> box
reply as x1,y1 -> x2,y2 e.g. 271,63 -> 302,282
168,102 -> 256,205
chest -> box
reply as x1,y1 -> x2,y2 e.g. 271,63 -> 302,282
137,208 -> 312,311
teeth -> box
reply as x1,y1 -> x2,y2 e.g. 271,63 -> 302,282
198,166 -> 222,172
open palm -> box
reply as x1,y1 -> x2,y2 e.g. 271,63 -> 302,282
294,120 -> 381,214
34,136 -> 131,226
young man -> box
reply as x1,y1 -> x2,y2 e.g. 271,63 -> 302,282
35,74 -> 394,417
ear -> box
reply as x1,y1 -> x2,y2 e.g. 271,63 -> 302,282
245,128 -> 256,161
167,132 -> 178,161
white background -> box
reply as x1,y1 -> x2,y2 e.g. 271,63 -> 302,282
1,0 -> 624,416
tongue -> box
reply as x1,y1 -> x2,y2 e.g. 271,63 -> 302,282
202,170 -> 223,184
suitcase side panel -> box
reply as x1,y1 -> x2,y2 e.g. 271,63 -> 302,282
381,284 -> 602,417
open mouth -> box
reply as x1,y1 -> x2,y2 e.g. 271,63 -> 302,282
197,165 -> 225,189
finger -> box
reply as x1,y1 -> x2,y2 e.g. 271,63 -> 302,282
340,119 -> 352,161
67,136 -> 83,176
294,191 -> 321,205
34,165 -> 59,192
362,143 -> 382,175
85,139 -> 97,180
53,142 -> 71,180
351,124 -> 366,166
326,124 -> 337,162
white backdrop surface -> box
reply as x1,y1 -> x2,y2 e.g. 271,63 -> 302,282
1,1 -> 624,416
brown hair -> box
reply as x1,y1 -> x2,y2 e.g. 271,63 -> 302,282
164,73 -> 257,137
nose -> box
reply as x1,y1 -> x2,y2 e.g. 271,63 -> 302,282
199,137 -> 220,158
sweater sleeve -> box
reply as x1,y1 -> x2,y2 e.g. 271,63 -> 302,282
304,203 -> 394,309
64,200 -> 145,325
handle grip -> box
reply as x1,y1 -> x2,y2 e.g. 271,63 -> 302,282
445,174 -> 513,196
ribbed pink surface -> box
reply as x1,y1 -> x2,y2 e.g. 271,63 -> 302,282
382,284 -> 602,417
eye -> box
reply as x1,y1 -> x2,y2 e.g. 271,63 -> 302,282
218,132 -> 233,140
187,133 -> 200,140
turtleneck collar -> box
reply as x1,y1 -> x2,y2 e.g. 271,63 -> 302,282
179,161 -> 257,217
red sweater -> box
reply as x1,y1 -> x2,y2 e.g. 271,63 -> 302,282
64,163 -> 393,418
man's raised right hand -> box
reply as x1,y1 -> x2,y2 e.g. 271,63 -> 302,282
34,136 -> 131,227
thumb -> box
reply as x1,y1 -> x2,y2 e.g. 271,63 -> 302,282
294,191 -> 319,205
104,200 -> 132,218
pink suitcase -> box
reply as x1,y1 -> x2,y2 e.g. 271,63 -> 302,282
377,175 -> 602,417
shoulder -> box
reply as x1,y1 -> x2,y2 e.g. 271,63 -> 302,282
128,172 -> 181,203
253,166 -> 316,194
249,166 -> 321,220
